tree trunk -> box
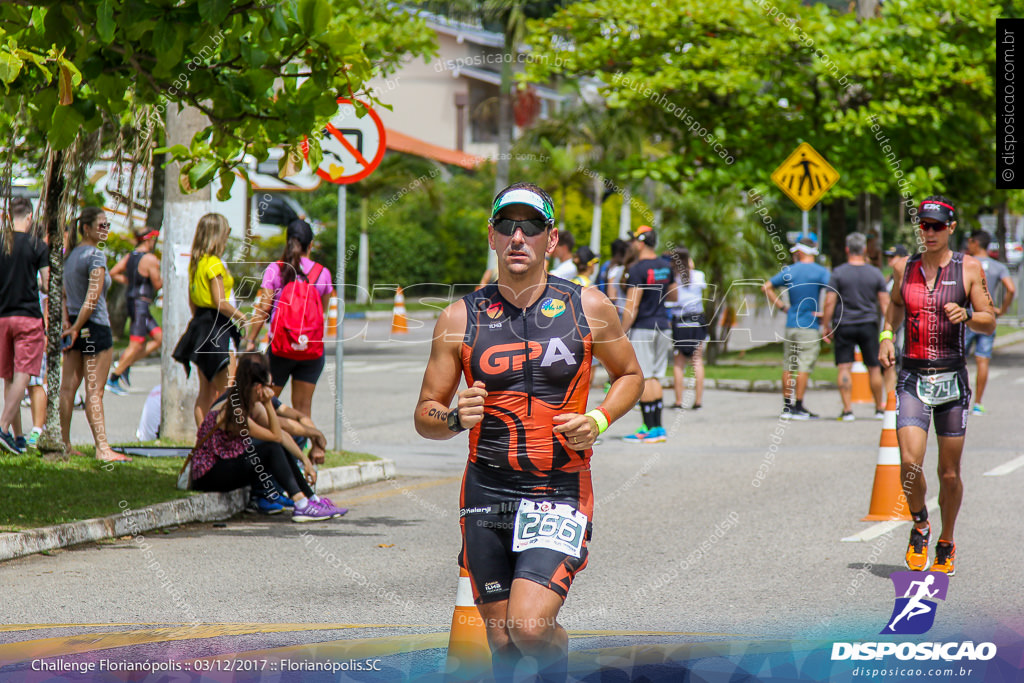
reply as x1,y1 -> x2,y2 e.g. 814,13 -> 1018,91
356,195 -> 369,304
146,151 -> 166,229
488,31 -> 514,275
827,198 -> 847,267
590,173 -> 603,258
703,268 -> 727,365
37,149 -> 66,458
160,104 -> 212,442
996,199 -> 1008,263
617,187 -> 631,245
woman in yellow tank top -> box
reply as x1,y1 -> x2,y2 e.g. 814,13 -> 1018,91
172,214 -> 247,426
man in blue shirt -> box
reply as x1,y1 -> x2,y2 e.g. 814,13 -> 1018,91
762,238 -> 831,419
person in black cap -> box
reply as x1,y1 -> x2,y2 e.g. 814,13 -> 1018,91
879,194 -> 997,576
621,226 -> 677,442
245,219 -> 334,421
571,245 -> 599,287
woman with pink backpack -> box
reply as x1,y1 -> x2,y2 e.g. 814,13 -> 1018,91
244,220 -> 334,419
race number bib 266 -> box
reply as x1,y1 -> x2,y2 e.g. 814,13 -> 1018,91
512,499 -> 587,558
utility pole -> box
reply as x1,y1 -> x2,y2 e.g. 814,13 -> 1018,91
160,104 -> 213,441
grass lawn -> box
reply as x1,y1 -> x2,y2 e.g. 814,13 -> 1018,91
0,445 -> 379,532
701,364 -> 837,384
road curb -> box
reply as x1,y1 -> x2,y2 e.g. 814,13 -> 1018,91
658,377 -> 836,393
994,329 -> 1024,349
0,459 -> 395,564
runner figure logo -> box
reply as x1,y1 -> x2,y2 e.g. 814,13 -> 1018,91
881,571 -> 949,635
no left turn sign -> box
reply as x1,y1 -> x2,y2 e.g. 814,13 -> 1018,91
307,98 -> 386,185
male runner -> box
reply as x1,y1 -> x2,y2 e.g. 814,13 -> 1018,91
108,226 -> 162,394
415,183 -> 643,682
879,196 -> 996,575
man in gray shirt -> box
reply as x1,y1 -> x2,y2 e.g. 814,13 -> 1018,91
822,232 -> 890,420
965,230 -> 1017,415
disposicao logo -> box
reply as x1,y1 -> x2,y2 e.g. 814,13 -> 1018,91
540,298 -> 566,318
831,571 -> 997,663
882,571 -> 948,635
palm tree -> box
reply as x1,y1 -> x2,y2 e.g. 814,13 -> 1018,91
659,187 -> 776,365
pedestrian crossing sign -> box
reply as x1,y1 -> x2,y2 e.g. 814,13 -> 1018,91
770,143 -> 839,211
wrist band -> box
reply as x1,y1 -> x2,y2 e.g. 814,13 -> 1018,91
879,330 -> 893,342
585,409 -> 610,434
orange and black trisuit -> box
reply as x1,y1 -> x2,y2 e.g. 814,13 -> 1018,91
457,276 -> 594,604
896,252 -> 971,437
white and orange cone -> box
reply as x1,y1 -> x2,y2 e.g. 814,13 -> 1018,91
391,286 -> 408,334
445,567 -> 491,681
326,296 -> 339,339
862,390 -> 911,521
851,349 -> 873,404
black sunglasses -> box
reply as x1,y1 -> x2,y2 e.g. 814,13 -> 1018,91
919,221 -> 948,232
491,217 -> 550,237
96,222 -> 110,229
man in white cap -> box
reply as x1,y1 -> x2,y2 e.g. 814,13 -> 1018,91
762,237 -> 831,419
415,182 -> 642,681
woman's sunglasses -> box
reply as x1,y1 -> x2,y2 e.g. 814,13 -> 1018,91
919,221 -> 948,232
491,217 -> 551,237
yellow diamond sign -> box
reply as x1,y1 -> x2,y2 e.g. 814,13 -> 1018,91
770,143 -> 839,211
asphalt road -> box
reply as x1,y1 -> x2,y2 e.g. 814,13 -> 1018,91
3,312 -> 1023,679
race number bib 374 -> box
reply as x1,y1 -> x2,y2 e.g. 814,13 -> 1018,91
512,499 -> 587,558
916,371 -> 960,407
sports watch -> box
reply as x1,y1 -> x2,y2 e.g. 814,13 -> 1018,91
447,407 -> 465,433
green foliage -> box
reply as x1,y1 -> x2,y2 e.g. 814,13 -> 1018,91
524,0 -> 1011,218
0,0 -> 437,192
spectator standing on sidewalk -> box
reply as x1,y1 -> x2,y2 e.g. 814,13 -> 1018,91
621,226 -> 676,442
822,232 -> 890,420
666,246 -> 707,410
571,246 -> 599,287
762,237 -> 830,420
549,230 -> 577,280
172,213 -> 246,427
106,225 -> 163,395
963,229 -> 1016,415
60,208 -> 128,462
0,198 -> 48,454
244,219 -> 334,418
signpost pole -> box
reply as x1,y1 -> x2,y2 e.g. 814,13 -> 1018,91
802,210 -> 809,239
334,184 -> 346,453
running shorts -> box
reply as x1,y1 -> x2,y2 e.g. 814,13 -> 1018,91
458,459 -> 593,605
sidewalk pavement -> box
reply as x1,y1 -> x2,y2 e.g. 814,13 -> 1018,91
0,459 -> 395,564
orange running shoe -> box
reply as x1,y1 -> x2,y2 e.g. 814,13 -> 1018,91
904,524 -> 930,571
930,541 -> 956,576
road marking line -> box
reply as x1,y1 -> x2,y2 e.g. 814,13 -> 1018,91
841,496 -> 938,542
0,624 -> 400,666
984,454 -> 1024,477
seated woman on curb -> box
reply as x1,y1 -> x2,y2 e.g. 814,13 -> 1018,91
189,354 -> 344,522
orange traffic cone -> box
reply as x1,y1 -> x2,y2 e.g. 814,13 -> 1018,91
445,567 -> 491,681
326,297 -> 338,339
861,390 -> 911,521
391,286 -> 408,334
851,349 -> 873,404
